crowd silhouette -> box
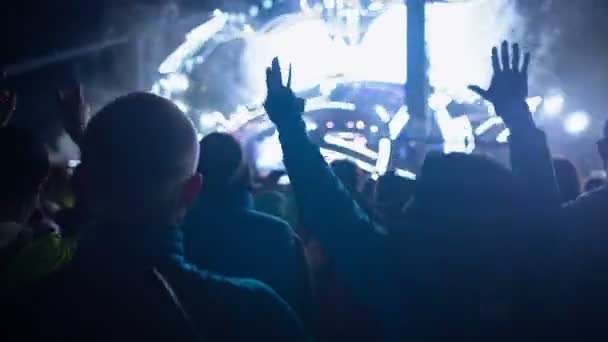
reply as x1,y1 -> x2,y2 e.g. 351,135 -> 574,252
1,41 -> 608,341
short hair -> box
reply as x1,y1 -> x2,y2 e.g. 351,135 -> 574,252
197,132 -> 250,191
414,152 -> 519,219
80,93 -> 199,221
553,157 -> 581,203
0,126 -> 49,204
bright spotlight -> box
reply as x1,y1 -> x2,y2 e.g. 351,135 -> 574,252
542,93 -> 565,117
162,73 -> 189,92
564,111 -> 591,135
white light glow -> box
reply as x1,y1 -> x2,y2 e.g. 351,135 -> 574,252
199,111 -> 227,130
429,92 -> 452,111
564,111 -> 590,135
376,138 -> 392,174
305,120 -> 318,131
474,116 -> 503,136
394,168 -> 416,180
305,97 -> 356,111
388,106 -> 410,140
370,125 -> 379,133
526,96 -> 543,113
496,128 -> 511,143
161,73 -> 190,93
543,93 -> 565,117
320,148 -> 377,174
375,105 -> 392,123
324,134 -> 379,159
256,131 -> 284,170
356,120 -> 365,130
436,109 -> 475,153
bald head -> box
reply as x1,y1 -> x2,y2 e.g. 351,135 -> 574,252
81,92 -> 200,224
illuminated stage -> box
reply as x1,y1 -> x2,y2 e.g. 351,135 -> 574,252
152,0 -> 540,178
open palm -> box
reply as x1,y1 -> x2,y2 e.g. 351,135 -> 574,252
469,41 -> 532,129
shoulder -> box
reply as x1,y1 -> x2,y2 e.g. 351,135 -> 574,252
163,258 -> 308,341
244,209 -> 296,237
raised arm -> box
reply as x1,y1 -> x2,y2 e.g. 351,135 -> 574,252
264,58 -> 402,337
58,81 -> 89,148
470,41 -> 561,209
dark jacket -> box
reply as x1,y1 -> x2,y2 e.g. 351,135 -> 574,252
3,223 -> 307,342
182,189 -> 313,327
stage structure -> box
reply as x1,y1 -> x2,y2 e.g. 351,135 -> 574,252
152,0 -> 536,178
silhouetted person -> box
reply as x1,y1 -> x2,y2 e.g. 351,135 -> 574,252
182,132 -> 313,328
0,126 -> 50,267
265,42 -> 560,340
553,157 -> 581,203
4,93 -> 307,341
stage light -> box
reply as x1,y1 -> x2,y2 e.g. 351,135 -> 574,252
394,168 -> 416,180
474,116 -> 503,136
388,106 -> 410,140
375,105 -> 391,123
542,93 -> 564,117
305,120 -> 318,131
376,138 -> 392,175
249,5 -> 259,16
564,111 -> 590,135
428,92 -> 452,111
324,134 -> 379,159
356,120 -> 365,130
370,125 -> 379,133
526,96 -> 543,113
262,0 -> 273,9
496,128 -> 510,143
158,13 -> 228,74
305,97 -> 356,111
346,121 -> 355,129
326,121 -> 335,129
162,73 -> 189,92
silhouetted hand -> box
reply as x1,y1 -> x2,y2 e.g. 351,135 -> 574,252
264,57 -> 305,129
469,41 -> 534,131
58,81 -> 89,146
0,89 -> 17,127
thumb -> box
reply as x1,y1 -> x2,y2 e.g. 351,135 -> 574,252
468,85 -> 489,100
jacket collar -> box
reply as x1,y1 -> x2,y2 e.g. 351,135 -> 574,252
72,222 -> 184,272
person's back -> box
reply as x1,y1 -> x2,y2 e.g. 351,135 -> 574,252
4,93 -> 306,341
183,132 -> 312,325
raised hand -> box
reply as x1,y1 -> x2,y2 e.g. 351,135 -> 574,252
469,41 -> 533,130
264,57 -> 305,128
58,81 -> 89,146
0,89 -> 17,127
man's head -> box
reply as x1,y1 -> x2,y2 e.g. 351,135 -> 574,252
80,93 -> 201,226
0,126 -> 49,223
197,132 -> 250,193
412,152 -> 520,223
